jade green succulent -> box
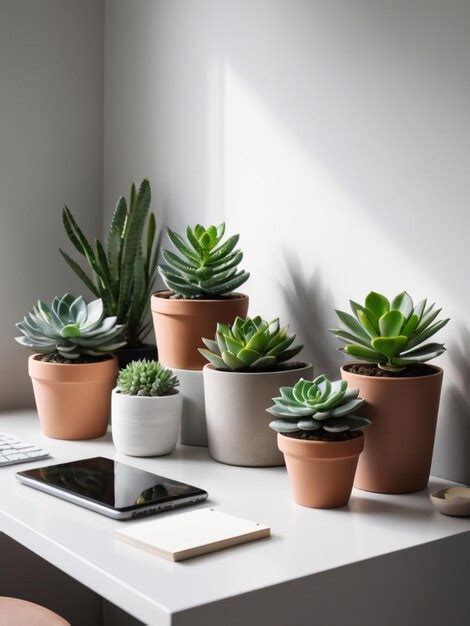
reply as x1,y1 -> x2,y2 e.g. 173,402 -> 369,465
330,291 -> 449,372
158,223 -> 249,298
267,376 -> 370,436
199,315 -> 303,371
61,179 -> 159,346
117,360 -> 179,396
15,294 -> 126,360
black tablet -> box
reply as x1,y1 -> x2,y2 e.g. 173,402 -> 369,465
17,457 -> 208,519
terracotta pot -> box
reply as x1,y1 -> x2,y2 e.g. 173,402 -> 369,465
278,433 -> 364,508
28,355 -> 118,440
150,290 -> 249,370
203,362 -> 313,467
341,363 -> 443,494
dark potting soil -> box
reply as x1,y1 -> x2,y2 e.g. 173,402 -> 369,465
157,290 -> 244,301
283,430 -> 363,443
345,363 -> 437,378
40,353 -> 109,365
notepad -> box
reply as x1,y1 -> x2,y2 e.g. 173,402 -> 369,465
114,508 -> 270,561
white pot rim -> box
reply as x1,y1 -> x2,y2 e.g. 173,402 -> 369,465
112,387 -> 181,399
203,362 -> 312,377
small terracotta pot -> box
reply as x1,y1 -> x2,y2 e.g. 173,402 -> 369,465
341,363 -> 443,494
278,433 -> 364,508
203,362 -> 313,467
150,290 -> 249,370
28,354 -> 118,440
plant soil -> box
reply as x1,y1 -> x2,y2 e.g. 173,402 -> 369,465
284,430 -> 363,443
40,353 -> 109,365
345,363 -> 437,378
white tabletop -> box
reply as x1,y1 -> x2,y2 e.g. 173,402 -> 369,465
0,411 -> 468,625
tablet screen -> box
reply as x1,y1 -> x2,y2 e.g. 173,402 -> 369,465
19,457 -> 206,512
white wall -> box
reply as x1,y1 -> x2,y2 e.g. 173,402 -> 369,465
104,0 -> 470,484
0,0 -> 104,408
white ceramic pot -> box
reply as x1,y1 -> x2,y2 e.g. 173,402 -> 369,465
173,368 -> 208,447
111,388 -> 182,457
203,362 -> 313,467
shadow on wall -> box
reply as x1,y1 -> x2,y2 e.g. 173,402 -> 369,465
435,325 -> 470,484
278,250 -> 342,378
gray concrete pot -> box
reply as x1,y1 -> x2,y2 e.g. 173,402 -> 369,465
173,368 -> 208,447
203,362 -> 313,467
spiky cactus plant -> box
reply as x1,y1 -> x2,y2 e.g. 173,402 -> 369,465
117,360 -> 179,397
199,316 -> 303,371
15,294 -> 126,361
267,376 -> 370,437
158,223 -> 249,298
330,291 -> 449,372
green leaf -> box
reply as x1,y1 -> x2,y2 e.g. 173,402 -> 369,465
166,228 -> 199,263
358,310 -> 379,338
59,250 -> 99,297
401,313 -> 419,337
186,226 -> 204,256
406,318 -> 449,350
198,348 -> 227,369
344,344 -> 383,362
365,292 -> 390,319
379,310 -> 405,337
203,270 -> 249,296
237,348 -> 262,367
107,195 -> 127,283
269,419 -> 300,433
372,335 -> 408,357
330,328 -> 371,349
298,419 -> 321,431
391,292 -> 413,319
206,234 -> 240,264
221,350 -> 245,370
251,356 -> 277,369
335,310 -> 371,342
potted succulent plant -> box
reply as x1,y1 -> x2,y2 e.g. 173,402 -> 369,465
268,376 -> 370,508
151,223 -> 250,370
112,359 -> 182,457
15,294 -> 125,440
200,315 -> 312,466
331,291 -> 449,494
60,179 -> 159,368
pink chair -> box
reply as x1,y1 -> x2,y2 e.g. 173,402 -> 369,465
0,597 -> 70,626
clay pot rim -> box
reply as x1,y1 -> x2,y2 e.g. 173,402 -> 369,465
151,289 -> 248,305
278,431 -> 364,448
203,361 -> 312,377
112,387 -> 181,400
341,362 -> 443,381
30,353 -> 116,367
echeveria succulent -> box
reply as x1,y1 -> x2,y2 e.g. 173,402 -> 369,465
15,294 -> 126,359
267,376 -> 370,435
117,359 -> 179,396
331,291 -> 449,372
158,223 -> 249,298
199,316 -> 303,371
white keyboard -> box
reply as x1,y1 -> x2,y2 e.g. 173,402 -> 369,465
0,433 -> 50,467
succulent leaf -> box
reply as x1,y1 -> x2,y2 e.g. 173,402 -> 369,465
332,291 -> 449,371
158,224 -> 249,298
15,294 -> 126,359
268,375 -> 370,437
199,315 -> 303,371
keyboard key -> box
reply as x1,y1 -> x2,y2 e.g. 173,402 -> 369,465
6,453 -> 28,461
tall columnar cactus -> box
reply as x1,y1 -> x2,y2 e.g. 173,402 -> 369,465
267,376 -> 370,436
15,294 -> 126,359
117,360 -> 179,397
60,179 -> 159,346
330,291 -> 449,372
199,316 -> 303,371
158,223 -> 249,298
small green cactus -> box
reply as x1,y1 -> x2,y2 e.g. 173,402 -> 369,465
117,359 -> 179,397
199,315 -> 303,371
267,375 -> 370,436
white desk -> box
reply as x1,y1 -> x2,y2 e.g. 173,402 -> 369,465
0,411 -> 469,626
